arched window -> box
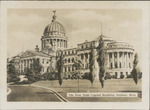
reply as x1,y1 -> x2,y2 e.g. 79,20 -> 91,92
72,66 -> 74,71
68,66 -> 70,71
65,59 -> 67,63
68,58 -> 70,63
81,45 -> 84,49
72,58 -> 74,62
86,44 -> 88,48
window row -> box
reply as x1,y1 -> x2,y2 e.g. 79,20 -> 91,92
79,42 -> 95,49
64,57 -> 75,63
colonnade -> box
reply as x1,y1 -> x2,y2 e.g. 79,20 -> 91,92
78,53 -> 90,69
42,39 -> 67,50
63,65 -> 76,73
107,51 -> 134,69
20,58 -> 35,73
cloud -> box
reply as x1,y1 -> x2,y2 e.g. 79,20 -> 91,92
64,10 -> 113,22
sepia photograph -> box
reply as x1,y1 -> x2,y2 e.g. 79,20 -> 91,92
0,1 -> 149,109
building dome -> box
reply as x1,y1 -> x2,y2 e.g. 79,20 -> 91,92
41,11 -> 68,53
43,21 -> 65,36
43,11 -> 66,36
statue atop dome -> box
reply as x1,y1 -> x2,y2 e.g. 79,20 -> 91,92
52,10 -> 57,22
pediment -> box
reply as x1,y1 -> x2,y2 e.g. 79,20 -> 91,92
21,51 -> 35,57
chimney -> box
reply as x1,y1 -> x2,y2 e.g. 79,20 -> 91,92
35,45 -> 39,52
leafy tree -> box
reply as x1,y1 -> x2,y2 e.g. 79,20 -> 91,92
25,59 -> 42,82
131,53 -> 140,84
73,57 -> 83,92
56,53 -> 64,86
32,59 -> 42,75
89,48 -> 96,85
7,62 -> 19,82
97,36 -> 107,88
25,67 -> 35,82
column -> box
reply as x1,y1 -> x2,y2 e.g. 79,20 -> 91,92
122,52 -> 125,68
129,52 -> 131,68
59,40 -> 61,47
43,40 -> 45,48
87,53 -> 89,68
66,41 -> 68,48
131,53 -> 133,68
64,40 -> 65,48
54,39 -> 56,50
65,41 -> 67,48
57,39 -> 59,47
42,40 -> 43,49
70,65 -> 72,72
119,52 -> 123,68
63,40 -> 64,48
60,40 -> 61,47
117,52 -> 119,68
125,52 -> 127,68
112,52 -> 114,68
107,53 -> 110,68
127,52 -> 129,68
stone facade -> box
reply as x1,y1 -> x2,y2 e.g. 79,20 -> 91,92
8,11 -> 134,79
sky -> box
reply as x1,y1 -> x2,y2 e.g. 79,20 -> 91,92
7,9 -> 142,64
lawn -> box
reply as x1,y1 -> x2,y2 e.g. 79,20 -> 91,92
33,78 -> 142,102
7,86 -> 61,102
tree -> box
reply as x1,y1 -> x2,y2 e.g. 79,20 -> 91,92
32,59 -> 42,75
89,48 -> 96,85
73,57 -> 83,92
56,53 -> 64,86
7,62 -> 19,82
25,67 -> 35,82
131,53 -> 140,84
97,36 -> 107,88
25,59 -> 42,82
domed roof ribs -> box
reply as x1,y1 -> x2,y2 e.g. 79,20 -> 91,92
43,11 -> 66,36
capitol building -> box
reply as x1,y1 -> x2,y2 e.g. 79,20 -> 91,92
9,11 -> 135,79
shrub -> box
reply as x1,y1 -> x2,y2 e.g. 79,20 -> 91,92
104,72 -> 112,80
127,74 -> 133,78
12,77 -> 20,83
120,74 -> 125,79
138,72 -> 142,79
15,80 -> 32,85
82,72 -> 89,79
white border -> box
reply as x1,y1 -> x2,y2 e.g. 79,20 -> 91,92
0,1 -> 149,109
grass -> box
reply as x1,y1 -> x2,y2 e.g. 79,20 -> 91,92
33,78 -> 142,102
7,86 -> 60,102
